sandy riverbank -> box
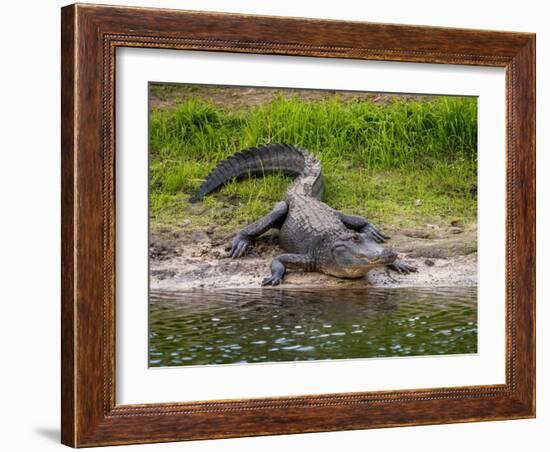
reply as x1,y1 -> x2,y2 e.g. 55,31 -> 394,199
150,222 -> 477,291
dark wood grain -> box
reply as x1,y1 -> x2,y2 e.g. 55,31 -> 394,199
61,3 -> 536,447
60,5 -> 76,446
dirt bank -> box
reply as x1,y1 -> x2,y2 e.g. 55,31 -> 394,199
150,222 -> 477,291
149,84 -> 430,112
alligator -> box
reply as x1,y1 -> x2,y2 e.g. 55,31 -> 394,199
190,143 -> 417,285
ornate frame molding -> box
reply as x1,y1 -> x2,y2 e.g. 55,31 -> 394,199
61,4 -> 535,447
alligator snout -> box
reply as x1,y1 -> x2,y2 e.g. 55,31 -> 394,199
379,248 -> 398,263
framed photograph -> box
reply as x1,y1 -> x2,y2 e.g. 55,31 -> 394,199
61,3 -> 535,447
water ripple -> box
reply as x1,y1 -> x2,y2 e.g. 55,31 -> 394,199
149,287 -> 477,367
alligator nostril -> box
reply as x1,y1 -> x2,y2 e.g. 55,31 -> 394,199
383,249 -> 398,260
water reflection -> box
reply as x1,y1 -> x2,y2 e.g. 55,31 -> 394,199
149,287 -> 477,367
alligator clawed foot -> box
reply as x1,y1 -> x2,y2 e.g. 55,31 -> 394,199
361,223 -> 390,243
261,274 -> 283,286
230,235 -> 251,258
388,260 -> 418,274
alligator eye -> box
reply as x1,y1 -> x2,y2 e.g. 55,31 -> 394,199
352,234 -> 361,243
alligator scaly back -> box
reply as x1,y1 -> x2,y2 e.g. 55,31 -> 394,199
189,143 -> 323,202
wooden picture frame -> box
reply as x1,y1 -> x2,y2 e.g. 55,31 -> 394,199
61,3 -> 535,447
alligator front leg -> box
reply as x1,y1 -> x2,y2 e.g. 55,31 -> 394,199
335,212 -> 389,243
388,260 -> 418,274
262,254 -> 315,286
230,201 -> 288,258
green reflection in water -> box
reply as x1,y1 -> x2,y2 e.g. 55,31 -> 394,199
149,287 -> 477,367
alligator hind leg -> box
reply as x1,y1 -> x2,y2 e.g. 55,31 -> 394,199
262,254 -> 315,286
230,201 -> 288,258
335,212 -> 389,243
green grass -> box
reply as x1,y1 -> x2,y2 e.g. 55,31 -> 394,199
149,92 -> 477,233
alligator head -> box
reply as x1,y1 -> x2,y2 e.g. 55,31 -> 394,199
323,231 -> 397,278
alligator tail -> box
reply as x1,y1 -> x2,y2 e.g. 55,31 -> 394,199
189,143 -> 317,202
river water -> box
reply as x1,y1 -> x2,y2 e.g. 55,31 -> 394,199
149,287 -> 477,367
